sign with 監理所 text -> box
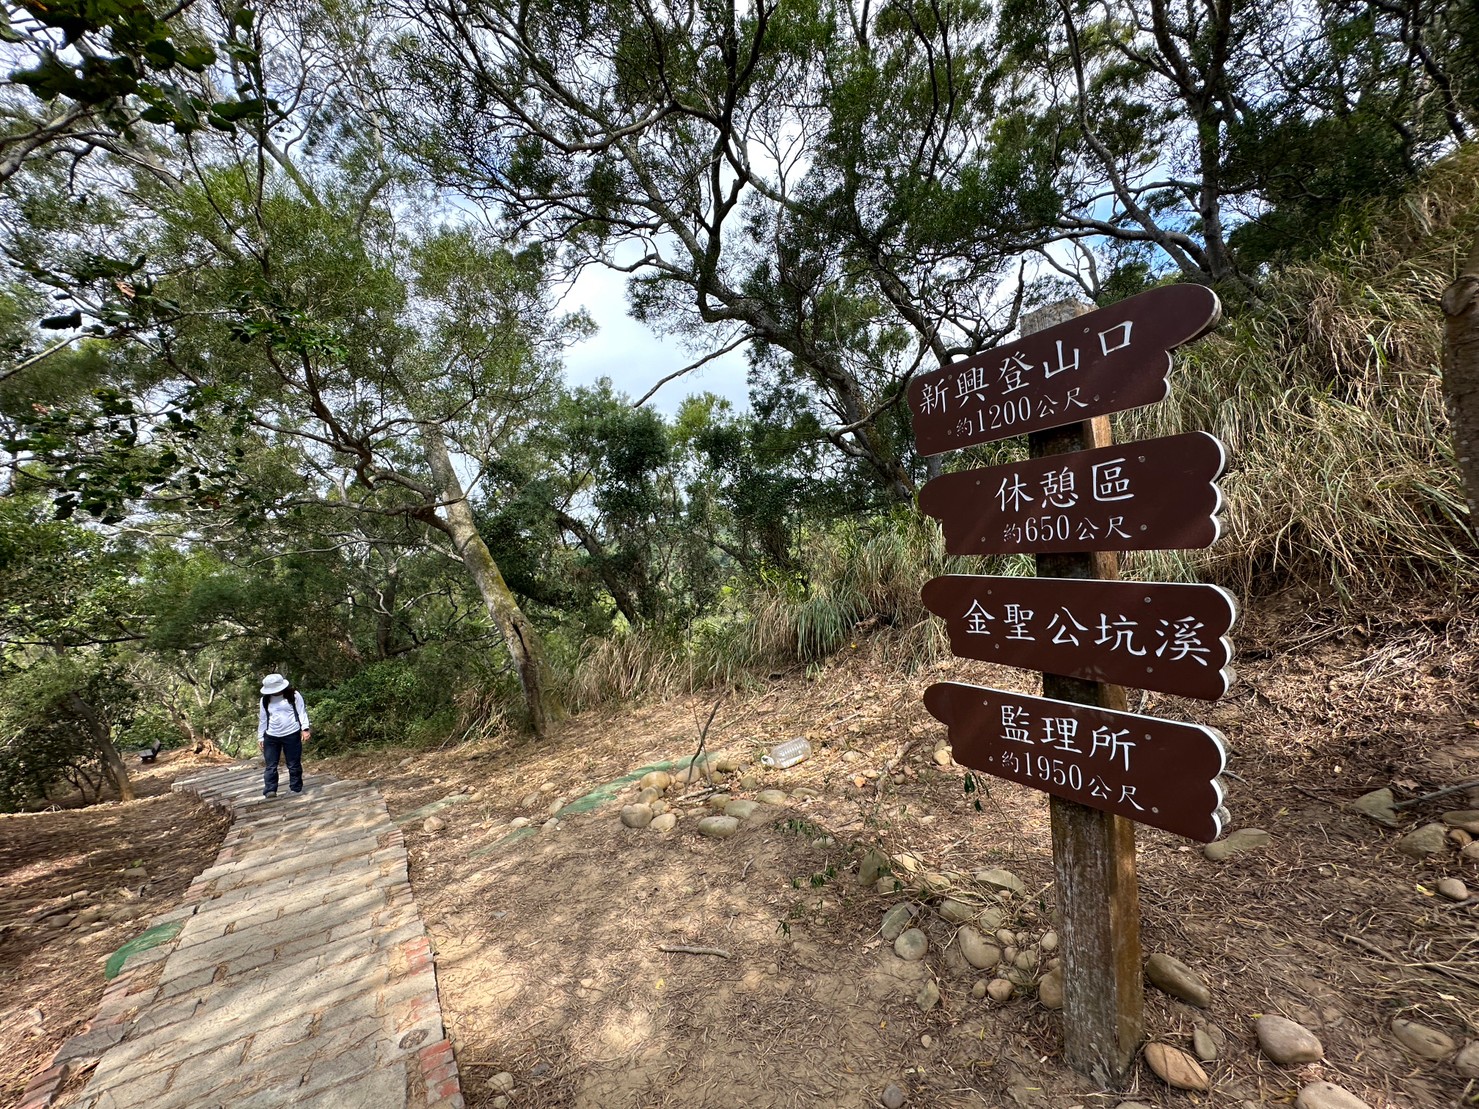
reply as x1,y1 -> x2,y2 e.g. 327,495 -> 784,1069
924,681 -> 1228,842
917,431 -> 1226,554
908,285 -> 1221,455
921,575 -> 1236,700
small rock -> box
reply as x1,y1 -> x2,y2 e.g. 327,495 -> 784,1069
876,876 -> 903,895
639,770 -> 672,791
725,799 -> 759,820
958,927 -> 1002,970
696,815 -> 739,839
121,867 -> 148,881
842,750 -> 862,763
1040,930 -> 1059,953
881,904 -> 915,941
620,804 -> 654,829
1037,966 -> 1063,1009
892,853 -> 924,875
894,928 -> 928,961
1144,1042 -> 1209,1091
1465,841 -> 1479,861
1442,810 -> 1479,836
1437,877 -> 1469,901
976,905 -> 1007,931
1013,948 -> 1037,971
881,1082 -> 907,1109
1256,1014 -> 1324,1065
423,816 -> 446,834
920,1034 -> 932,1049
490,1071 -> 516,1094
650,813 -> 678,833
1203,827 -> 1270,861
1451,828 -> 1473,847
1397,823 -> 1450,858
938,898 -> 975,924
508,816 -> 530,830
1145,952 -> 1212,1008
547,797 -> 565,816
520,791 -> 541,809
996,928 -> 1016,947
637,787 -> 662,804
650,799 -> 668,816
1347,788 -> 1399,827
1391,1017 -> 1455,1059
933,747 -> 952,766
490,1099 -> 509,1109
975,868 -> 1025,894
986,977 -> 1014,1002
756,789 -> 787,805
859,848 -> 891,886
1294,1081 -> 1372,1109
971,980 -> 988,999
1192,1023 -> 1226,1062
1455,1040 -> 1479,1078
918,871 -> 952,895
790,786 -> 820,800
915,979 -> 940,1010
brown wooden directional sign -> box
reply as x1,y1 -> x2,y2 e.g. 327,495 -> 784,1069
925,681 -> 1228,841
918,431 -> 1226,555
908,285 -> 1221,455
921,575 -> 1236,700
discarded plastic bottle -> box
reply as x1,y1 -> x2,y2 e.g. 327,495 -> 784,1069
762,737 -> 812,769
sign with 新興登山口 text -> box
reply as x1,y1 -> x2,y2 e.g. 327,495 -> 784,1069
924,681 -> 1228,842
917,431 -> 1226,555
920,575 -> 1236,700
908,285 -> 1221,455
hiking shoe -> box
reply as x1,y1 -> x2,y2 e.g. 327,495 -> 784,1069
263,791 -> 277,799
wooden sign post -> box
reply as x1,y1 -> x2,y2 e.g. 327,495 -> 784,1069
1026,300 -> 1145,1082
908,289 -> 1233,1084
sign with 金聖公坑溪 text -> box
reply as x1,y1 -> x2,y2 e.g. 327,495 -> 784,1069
920,575 -> 1236,700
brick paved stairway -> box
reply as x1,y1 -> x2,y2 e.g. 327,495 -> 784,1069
29,765 -> 464,1109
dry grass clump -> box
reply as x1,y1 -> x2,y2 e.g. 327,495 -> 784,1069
561,516 -> 979,708
1122,144 -> 1479,601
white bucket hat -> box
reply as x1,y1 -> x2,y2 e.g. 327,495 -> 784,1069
260,673 -> 290,695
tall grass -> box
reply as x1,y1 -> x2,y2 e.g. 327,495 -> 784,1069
1121,144 -> 1479,602
559,515 -> 1020,710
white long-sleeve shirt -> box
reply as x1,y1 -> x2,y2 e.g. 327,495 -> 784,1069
259,691 -> 310,739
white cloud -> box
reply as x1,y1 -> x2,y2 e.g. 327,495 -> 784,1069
560,262 -> 751,416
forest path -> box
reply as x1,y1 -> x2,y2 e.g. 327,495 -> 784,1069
38,765 -> 462,1109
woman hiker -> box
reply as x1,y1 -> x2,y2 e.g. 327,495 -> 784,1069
258,673 -> 311,797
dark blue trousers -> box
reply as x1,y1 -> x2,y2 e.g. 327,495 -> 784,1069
262,730 -> 303,795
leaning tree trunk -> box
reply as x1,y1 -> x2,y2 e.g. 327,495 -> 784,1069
419,423 -> 562,737
66,693 -> 134,802
1441,233 -> 1479,531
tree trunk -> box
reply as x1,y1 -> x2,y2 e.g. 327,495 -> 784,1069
66,692 -> 134,802
1441,233 -> 1479,532
419,423 -> 562,736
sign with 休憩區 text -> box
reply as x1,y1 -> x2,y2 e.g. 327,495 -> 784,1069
920,575 -> 1236,700
908,284 -> 1221,455
917,432 -> 1226,555
924,681 -> 1228,842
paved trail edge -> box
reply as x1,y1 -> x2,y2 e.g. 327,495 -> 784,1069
18,765 -> 464,1109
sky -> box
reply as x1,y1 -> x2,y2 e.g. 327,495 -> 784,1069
559,262 -> 752,417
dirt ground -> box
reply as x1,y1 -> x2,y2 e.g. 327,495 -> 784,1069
3,594 -> 1477,1108
0,750 -> 231,1106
